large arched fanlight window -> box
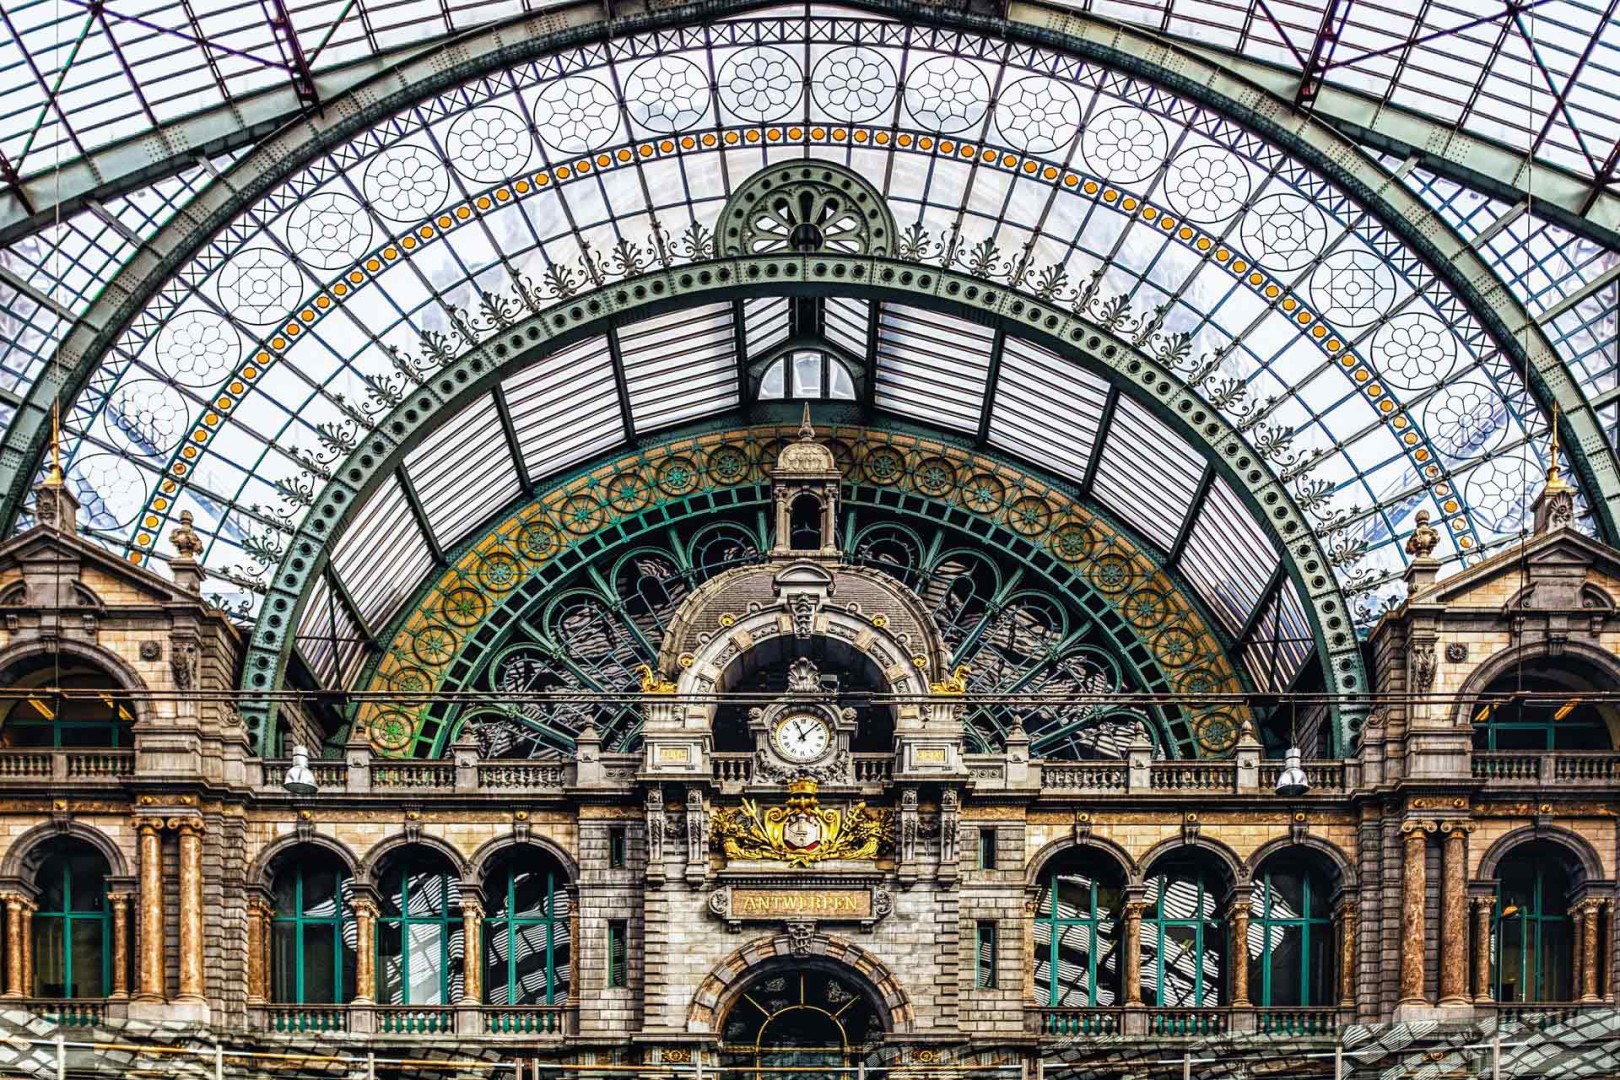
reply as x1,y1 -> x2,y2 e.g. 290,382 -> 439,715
1471,656 -> 1616,751
0,658 -> 134,748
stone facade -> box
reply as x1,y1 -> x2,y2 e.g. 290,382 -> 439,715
0,471 -> 1616,1077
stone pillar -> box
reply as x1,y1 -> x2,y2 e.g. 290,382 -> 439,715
176,820 -> 205,1003
109,892 -> 132,1001
352,897 -> 377,1004
1122,899 -> 1146,1007
1228,895 -> 1251,1008
19,900 -> 32,995
1573,900 -> 1587,998
1336,899 -> 1357,1009
1399,822 -> 1431,1006
135,817 -> 164,1003
1438,823 -> 1470,1007
2,894 -> 22,998
1581,899 -> 1602,1003
1471,896 -> 1493,1003
245,894 -> 270,1005
461,898 -> 484,1004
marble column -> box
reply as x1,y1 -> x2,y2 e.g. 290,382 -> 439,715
352,897 -> 377,1004
1438,823 -> 1470,1006
1399,823 -> 1430,1006
135,817 -> 164,1003
245,894 -> 270,1005
1228,896 -> 1251,1007
1582,899 -> 1602,1003
461,898 -> 484,1004
19,900 -> 32,996
176,820 -> 205,1003
108,892 -> 132,1000
1336,900 -> 1357,1008
2,894 -> 22,998
1123,900 -> 1146,1007
1471,896 -> 1493,1003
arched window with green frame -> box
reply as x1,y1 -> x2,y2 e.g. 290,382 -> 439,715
376,851 -> 463,1006
1247,853 -> 1336,1007
482,851 -> 572,1005
270,849 -> 355,1005
0,658 -> 134,748
1471,656 -> 1615,751
1493,843 -> 1577,1003
32,841 -> 111,999
1141,853 -> 1227,1007
1032,848 -> 1124,1007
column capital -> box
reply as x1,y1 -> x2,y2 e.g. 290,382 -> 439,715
461,897 -> 486,919
132,815 -> 166,833
1439,819 -> 1475,836
170,816 -> 205,835
1402,819 -> 1437,837
351,896 -> 379,919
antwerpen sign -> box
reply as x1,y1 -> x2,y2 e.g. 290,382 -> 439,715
707,884 -> 893,931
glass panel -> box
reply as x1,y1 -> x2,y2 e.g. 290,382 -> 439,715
301,924 -> 339,1005
791,351 -> 822,397
33,918 -> 66,998
406,923 -> 446,1005
69,919 -> 105,998
271,923 -> 300,1003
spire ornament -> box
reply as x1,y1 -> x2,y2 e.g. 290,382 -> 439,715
32,400 -> 80,532
1533,404 -> 1577,534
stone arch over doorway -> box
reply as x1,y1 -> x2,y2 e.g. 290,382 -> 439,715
687,931 -> 913,1035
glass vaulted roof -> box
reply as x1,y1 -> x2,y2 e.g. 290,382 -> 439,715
0,0 -> 1617,697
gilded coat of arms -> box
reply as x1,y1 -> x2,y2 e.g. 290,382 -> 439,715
711,779 -> 894,867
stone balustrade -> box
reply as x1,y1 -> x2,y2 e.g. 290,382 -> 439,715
0,749 -> 134,784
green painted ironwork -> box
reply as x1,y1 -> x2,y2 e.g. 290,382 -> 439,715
236,258 -> 1367,757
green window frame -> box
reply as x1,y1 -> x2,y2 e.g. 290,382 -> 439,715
376,858 -> 461,1006
33,848 -> 110,999
270,862 -> 354,1005
1249,868 -> 1333,1007
483,864 -> 571,1005
1143,867 -> 1224,1007
976,921 -> 998,988
607,920 -> 628,988
0,666 -> 133,750
1494,861 -> 1573,1003
1033,860 -> 1120,1006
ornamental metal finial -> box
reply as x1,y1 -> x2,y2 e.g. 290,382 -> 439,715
171,510 -> 204,562
1543,403 -> 1572,495
1404,510 -> 1439,559
45,399 -> 63,488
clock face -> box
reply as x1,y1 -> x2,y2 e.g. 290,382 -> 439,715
772,713 -> 832,763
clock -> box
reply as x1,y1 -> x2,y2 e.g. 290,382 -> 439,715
772,712 -> 832,763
